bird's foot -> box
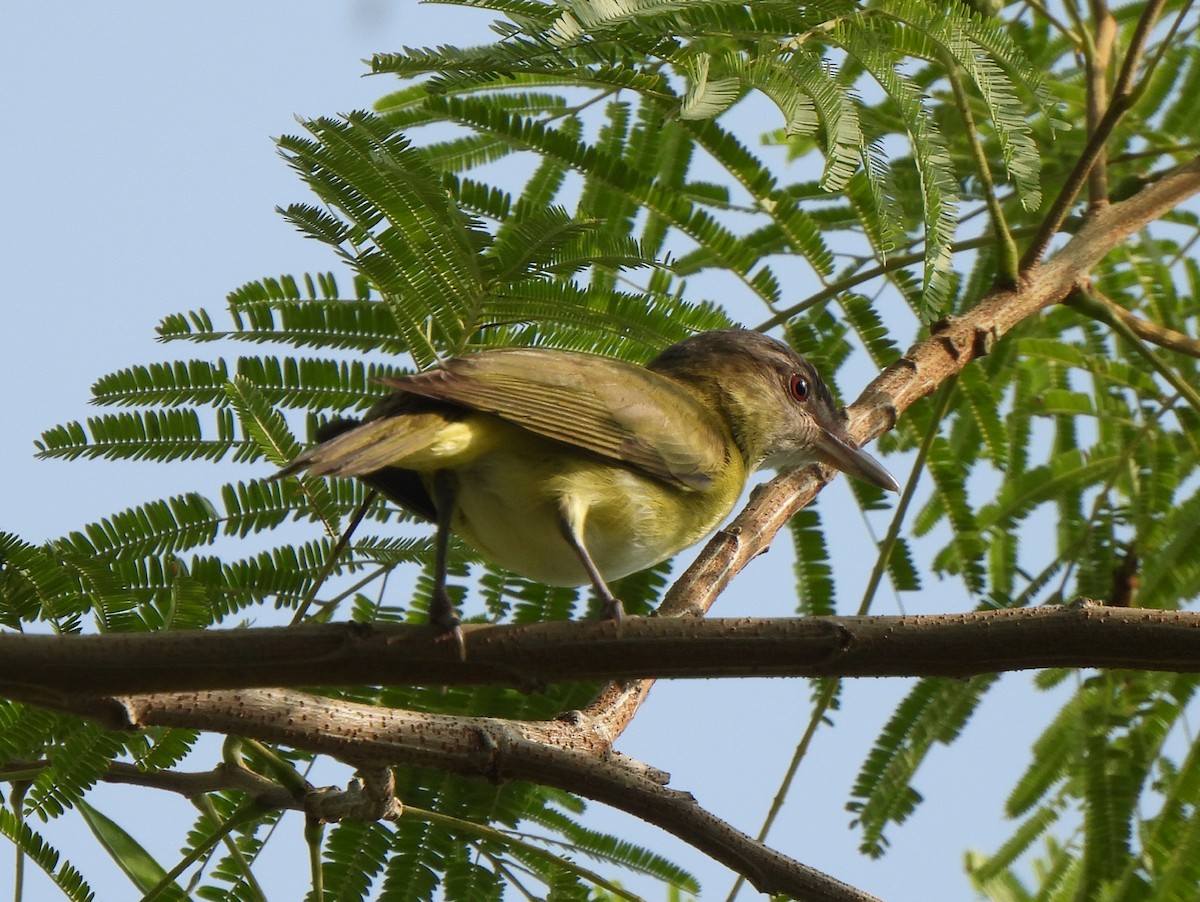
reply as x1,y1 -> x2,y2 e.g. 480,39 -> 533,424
599,593 -> 625,631
430,589 -> 466,661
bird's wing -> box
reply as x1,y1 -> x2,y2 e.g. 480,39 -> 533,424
379,348 -> 731,490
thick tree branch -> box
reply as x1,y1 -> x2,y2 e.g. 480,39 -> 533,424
4,604 -> 1200,695
857,154 -> 1200,441
3,756 -> 398,825
19,599 -> 1199,899
25,688 -> 868,902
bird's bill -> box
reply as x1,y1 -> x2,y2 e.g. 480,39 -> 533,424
813,427 -> 900,492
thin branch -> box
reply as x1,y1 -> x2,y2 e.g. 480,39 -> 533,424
1022,0 -> 1169,268
1026,0 -> 1081,40
3,757 -> 398,826
191,793 -> 268,902
1064,286 -> 1200,414
1085,0 -> 1117,204
1051,388 -> 1177,600
1074,277 -> 1200,358
290,489 -> 376,624
142,797 -> 269,902
758,227 -> 1042,332
1112,141 -> 1200,164
410,805 -> 651,902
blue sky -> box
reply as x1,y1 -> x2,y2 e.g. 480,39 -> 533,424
1,4 -> 1066,900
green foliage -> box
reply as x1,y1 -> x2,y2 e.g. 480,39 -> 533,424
180,796 -> 280,902
966,674 -> 1200,901
853,225 -> 1200,873
7,2 -> 1200,900
76,800 -> 187,901
373,0 -> 1052,321
849,675 -> 998,857
791,509 -> 836,616
0,807 -> 94,901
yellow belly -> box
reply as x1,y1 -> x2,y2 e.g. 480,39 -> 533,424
441,440 -> 746,587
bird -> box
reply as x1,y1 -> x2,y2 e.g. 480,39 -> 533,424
279,329 -> 898,653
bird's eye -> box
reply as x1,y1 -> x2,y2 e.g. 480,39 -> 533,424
789,373 -> 809,402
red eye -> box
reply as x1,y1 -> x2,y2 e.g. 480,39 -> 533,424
789,373 -> 809,401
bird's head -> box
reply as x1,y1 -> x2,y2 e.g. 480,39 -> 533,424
648,329 -> 898,492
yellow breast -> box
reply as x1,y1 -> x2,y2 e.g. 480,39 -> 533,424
440,425 -> 748,587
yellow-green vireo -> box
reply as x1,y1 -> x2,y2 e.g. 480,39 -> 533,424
281,329 -> 897,652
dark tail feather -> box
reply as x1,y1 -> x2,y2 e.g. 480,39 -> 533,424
275,416 -> 437,522
316,417 -> 363,443
273,417 -> 363,480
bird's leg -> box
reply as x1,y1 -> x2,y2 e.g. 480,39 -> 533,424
556,514 -> 624,625
429,470 -> 466,660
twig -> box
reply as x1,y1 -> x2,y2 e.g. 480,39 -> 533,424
758,228 -> 1042,332
1064,286 -> 1200,415
107,688 -> 881,901
1022,0 -> 1169,268
290,489 -> 376,624
1073,285 -> 1200,358
1085,0 -> 1117,204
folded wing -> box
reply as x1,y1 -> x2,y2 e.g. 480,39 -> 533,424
380,347 -> 731,490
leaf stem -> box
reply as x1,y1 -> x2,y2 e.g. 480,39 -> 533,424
406,806 -> 654,901
941,50 -> 1019,287
758,228 -> 1040,331
291,490 -> 376,624
142,798 -> 268,902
